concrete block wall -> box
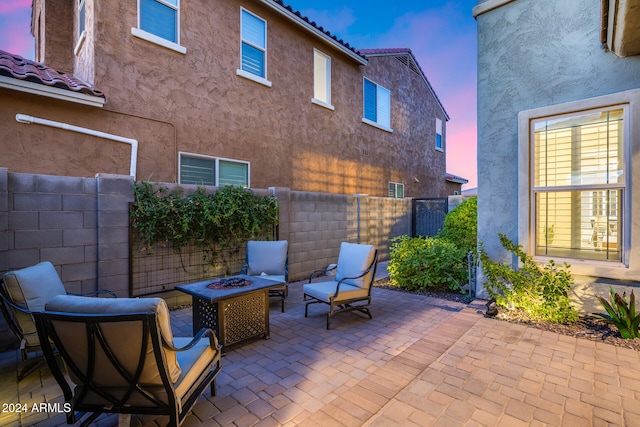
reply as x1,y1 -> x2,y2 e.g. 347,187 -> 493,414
0,171 -> 134,349
0,172 -> 412,348
275,189 -> 410,282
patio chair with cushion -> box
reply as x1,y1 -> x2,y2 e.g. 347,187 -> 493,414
33,295 -> 222,427
303,242 -> 378,329
0,261 -> 116,381
240,240 -> 289,312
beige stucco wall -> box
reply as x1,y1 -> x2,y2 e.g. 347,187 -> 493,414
3,0 -> 458,198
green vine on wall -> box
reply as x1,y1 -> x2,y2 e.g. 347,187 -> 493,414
130,182 -> 279,253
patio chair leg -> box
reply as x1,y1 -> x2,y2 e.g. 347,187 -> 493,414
17,357 -> 45,381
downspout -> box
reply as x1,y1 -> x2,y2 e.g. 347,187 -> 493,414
15,114 -> 138,178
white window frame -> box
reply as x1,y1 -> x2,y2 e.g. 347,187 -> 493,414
131,0 -> 186,54
312,49 -> 333,110
518,90 -> 640,269
435,118 -> 444,151
179,152 -> 250,187
362,78 -> 392,133
74,0 -> 87,55
388,182 -> 404,198
236,8 -> 272,87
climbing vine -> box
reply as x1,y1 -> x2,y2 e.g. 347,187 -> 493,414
130,182 -> 279,252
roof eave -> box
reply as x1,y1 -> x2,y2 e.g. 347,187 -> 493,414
0,75 -> 106,108
362,50 -> 450,121
259,0 -> 368,65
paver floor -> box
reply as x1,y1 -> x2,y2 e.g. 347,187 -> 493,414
1,275 -> 639,426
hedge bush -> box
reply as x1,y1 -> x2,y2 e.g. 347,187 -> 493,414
388,235 -> 466,292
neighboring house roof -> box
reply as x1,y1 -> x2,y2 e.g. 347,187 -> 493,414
263,0 -> 368,65
0,49 -> 106,107
358,48 -> 450,121
445,173 -> 468,184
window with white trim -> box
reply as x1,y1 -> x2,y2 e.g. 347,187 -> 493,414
131,0 -> 185,53
363,78 -> 392,131
179,153 -> 250,187
388,182 -> 404,198
78,0 -> 86,37
532,107 -> 625,262
240,9 -> 267,79
435,118 -> 443,150
312,49 -> 333,109
139,0 -> 178,43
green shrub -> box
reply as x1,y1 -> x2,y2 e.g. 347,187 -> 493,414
388,235 -> 466,292
439,197 -> 477,256
131,182 -> 279,250
479,233 -> 578,323
596,287 -> 640,339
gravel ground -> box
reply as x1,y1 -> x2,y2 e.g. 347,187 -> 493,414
374,279 -> 640,352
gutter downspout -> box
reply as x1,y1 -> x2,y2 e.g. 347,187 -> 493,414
15,114 -> 138,179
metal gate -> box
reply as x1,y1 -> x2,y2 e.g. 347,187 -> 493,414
412,198 -> 448,237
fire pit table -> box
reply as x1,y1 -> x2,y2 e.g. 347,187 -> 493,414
176,275 -> 284,348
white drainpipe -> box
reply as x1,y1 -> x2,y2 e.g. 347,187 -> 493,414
15,114 -> 138,179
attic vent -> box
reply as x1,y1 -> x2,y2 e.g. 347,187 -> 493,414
394,55 -> 421,77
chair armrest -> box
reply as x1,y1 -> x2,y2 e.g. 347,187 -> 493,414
162,328 -> 221,352
308,264 -> 337,282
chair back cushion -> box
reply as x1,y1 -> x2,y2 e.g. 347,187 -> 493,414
3,261 -> 67,312
246,240 -> 288,276
335,243 -> 376,288
45,295 -> 181,385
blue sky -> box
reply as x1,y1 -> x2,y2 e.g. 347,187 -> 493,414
0,0 -> 478,189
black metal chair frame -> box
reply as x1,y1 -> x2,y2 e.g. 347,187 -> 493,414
304,250 -> 378,329
0,277 -> 116,381
240,246 -> 289,313
33,310 -> 222,427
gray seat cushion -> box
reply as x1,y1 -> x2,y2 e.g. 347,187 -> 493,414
45,295 -> 182,384
302,281 -> 369,303
335,243 -> 376,288
246,240 -> 288,277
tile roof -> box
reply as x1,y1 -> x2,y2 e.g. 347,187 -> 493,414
270,0 -> 367,62
446,173 -> 469,184
0,49 -> 105,99
358,47 -> 449,120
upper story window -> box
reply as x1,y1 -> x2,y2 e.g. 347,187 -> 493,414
435,118 -> 443,151
179,153 -> 250,187
236,8 -> 271,87
78,0 -> 86,37
388,182 -> 404,198
75,0 -> 87,54
312,49 -> 333,110
131,0 -> 186,54
531,107 -> 625,262
363,78 -> 392,132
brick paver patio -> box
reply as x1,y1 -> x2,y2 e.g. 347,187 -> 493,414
1,270 -> 639,426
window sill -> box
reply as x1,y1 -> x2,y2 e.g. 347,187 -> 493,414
236,69 -> 272,87
131,28 -> 187,54
362,118 -> 393,133
311,98 -> 335,111
435,147 -> 444,153
74,30 -> 87,56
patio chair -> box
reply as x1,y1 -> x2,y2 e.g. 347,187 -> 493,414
33,295 -> 222,427
0,261 -> 116,381
303,242 -> 378,329
241,240 -> 289,312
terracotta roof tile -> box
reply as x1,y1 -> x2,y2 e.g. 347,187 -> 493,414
0,49 -> 105,99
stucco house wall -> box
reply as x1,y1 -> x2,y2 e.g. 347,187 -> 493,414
475,0 -> 640,306
0,0 -> 460,199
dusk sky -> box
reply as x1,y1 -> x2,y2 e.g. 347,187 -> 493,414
0,0 -> 478,189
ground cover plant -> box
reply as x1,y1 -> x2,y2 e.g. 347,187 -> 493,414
479,233 -> 578,324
